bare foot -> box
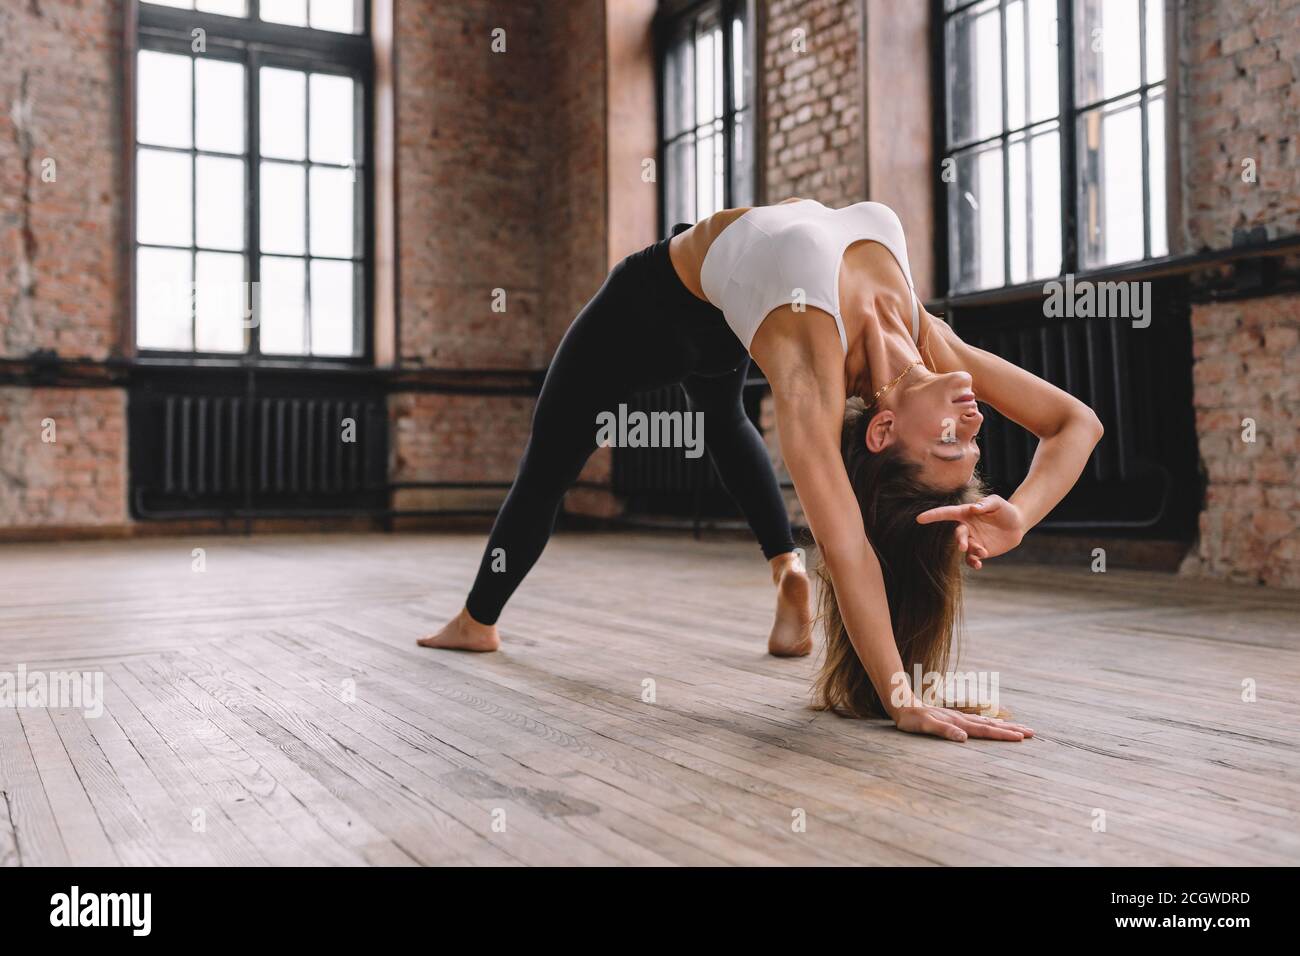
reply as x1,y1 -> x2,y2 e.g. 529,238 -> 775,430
768,561 -> 813,657
417,607 -> 501,652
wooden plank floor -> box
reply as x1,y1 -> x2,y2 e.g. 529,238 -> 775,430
1,530 -> 1297,866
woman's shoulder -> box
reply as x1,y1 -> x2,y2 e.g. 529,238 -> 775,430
919,308 -> 967,371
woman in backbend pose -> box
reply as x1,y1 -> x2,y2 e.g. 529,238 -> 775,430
420,198 -> 1102,744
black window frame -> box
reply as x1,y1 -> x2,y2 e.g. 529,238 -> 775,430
132,0 -> 375,366
933,0 -> 1171,298
654,0 -> 757,237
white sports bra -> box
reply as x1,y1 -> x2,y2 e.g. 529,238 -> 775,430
699,199 -> 920,354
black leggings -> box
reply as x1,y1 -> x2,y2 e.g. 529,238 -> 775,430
464,224 -> 796,625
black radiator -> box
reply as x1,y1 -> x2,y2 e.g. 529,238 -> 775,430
129,368 -> 388,518
951,276 -> 1199,534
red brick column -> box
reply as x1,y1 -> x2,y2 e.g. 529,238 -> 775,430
0,389 -> 127,532
0,0 -> 128,532
762,0 -> 866,206
1182,296 -> 1300,586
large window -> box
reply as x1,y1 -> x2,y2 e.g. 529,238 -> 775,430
658,0 -> 756,231
939,0 -> 1167,293
134,0 -> 370,358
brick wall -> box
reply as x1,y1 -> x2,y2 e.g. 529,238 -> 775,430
388,0 -> 540,511
762,0 -> 865,206
1182,296 -> 1300,586
395,0 -> 549,372
1178,0 -> 1300,586
542,0 -> 609,356
0,0 -> 123,360
389,391 -> 535,514
538,0 -> 612,518
390,0 -> 613,515
1183,0 -> 1300,250
863,0 -> 934,298
0,388 -> 127,530
0,0 -> 127,531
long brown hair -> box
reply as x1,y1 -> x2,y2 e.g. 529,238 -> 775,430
812,396 -> 984,718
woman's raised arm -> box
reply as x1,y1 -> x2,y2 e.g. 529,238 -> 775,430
917,317 -> 1104,553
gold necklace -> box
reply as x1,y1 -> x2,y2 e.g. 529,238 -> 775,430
865,315 -> 935,409
867,359 -> 920,409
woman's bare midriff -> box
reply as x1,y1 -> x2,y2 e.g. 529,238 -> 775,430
666,207 -> 752,302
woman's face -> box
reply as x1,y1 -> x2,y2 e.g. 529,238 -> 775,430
865,368 -> 983,490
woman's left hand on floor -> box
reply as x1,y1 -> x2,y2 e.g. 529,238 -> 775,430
893,703 -> 1035,742
915,494 -> 1025,569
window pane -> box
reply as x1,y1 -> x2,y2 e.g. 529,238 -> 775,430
1148,92 -> 1167,258
196,0 -> 246,15
1008,136 -> 1027,284
260,67 -> 306,160
1075,0 -> 1141,106
1145,0 -> 1166,85
1026,0 -> 1059,124
948,143 -> 1004,291
946,0 -> 1002,146
141,0 -> 193,10
309,73 -> 355,164
196,58 -> 245,154
732,13 -> 748,112
137,51 -> 192,149
260,161 -> 306,255
1006,0 -> 1026,132
1078,96 -> 1143,267
137,149 -> 192,246
260,0 -> 307,27
1029,126 -> 1062,278
714,119 -> 725,212
310,259 -> 355,356
665,136 -> 694,230
662,7 -> 753,230
259,256 -> 306,354
694,127 -> 713,219
711,24 -> 724,118
1003,0 -> 1061,128
695,22 -> 720,126
1003,123 -> 1065,285
731,109 -> 754,208
310,0 -> 358,34
695,120 -> 725,219
309,166 -> 354,258
195,251 -> 247,352
664,35 -> 693,138
196,155 -> 245,250
137,248 -> 193,350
